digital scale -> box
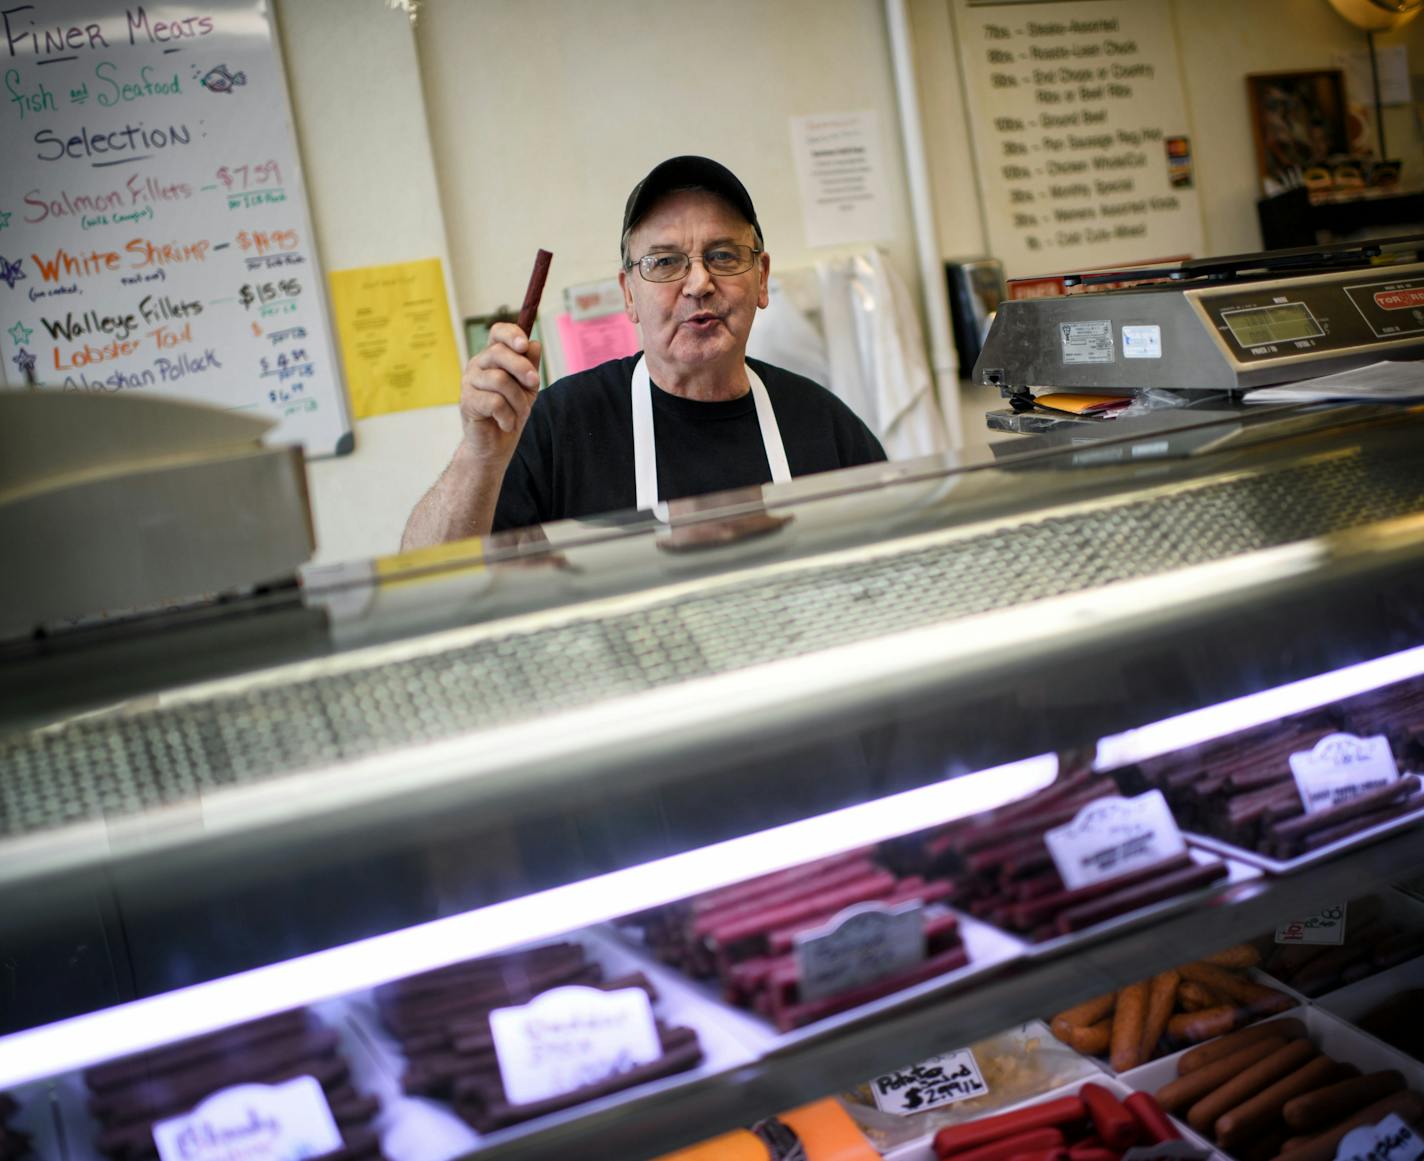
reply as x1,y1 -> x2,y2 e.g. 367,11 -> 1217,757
974,236 -> 1424,429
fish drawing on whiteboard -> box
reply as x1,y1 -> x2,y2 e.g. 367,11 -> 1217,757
199,64 -> 247,93
0,256 -> 24,290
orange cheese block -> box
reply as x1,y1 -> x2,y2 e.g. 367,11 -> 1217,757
780,1098 -> 881,1161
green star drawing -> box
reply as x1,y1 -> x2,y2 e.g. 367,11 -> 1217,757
8,321 -> 32,345
0,210 -> 10,230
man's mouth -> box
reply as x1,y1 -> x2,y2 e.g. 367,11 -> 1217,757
682,312 -> 722,331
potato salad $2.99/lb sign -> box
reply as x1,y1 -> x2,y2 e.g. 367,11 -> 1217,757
0,0 -> 351,456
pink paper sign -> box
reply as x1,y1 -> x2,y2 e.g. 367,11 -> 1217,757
556,311 -> 641,373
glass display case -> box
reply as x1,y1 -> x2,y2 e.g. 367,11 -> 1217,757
3,400 -> 1424,1161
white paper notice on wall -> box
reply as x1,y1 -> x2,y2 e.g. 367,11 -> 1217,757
952,0 -> 1206,279
1044,789 -> 1187,891
1289,733 -> 1399,815
1334,47 -> 1411,108
789,111 -> 891,248
489,985 -> 662,1107
152,1075 -> 341,1161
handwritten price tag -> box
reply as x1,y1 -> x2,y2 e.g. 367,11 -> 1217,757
794,900 -> 926,1003
1044,790 -> 1187,891
870,1048 -> 988,1116
1333,1114 -> 1424,1161
1276,903 -> 1347,945
1290,734 -> 1399,814
152,1075 -> 341,1161
489,985 -> 662,1107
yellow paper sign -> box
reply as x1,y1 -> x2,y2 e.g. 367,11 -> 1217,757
328,258 -> 462,418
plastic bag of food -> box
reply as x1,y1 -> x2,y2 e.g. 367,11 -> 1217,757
838,1019 -> 1102,1149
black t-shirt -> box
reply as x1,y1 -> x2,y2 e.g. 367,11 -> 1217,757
492,354 -> 886,531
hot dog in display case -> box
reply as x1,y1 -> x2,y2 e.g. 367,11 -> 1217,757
6,403 -> 1424,1158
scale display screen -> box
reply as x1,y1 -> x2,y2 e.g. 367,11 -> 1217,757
1221,302 -> 1324,347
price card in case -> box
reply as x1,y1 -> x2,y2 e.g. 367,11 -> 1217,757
1044,790 -> 1187,891
1333,1114 -> 1424,1161
1290,733 -> 1399,814
489,985 -> 662,1107
870,1048 -> 988,1115
793,899 -> 926,1003
152,1075 -> 341,1161
1275,903 -> 1347,945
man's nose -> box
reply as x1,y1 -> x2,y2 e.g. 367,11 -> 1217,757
682,256 -> 715,295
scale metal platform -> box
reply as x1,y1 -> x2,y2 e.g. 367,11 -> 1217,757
975,235 -> 1424,430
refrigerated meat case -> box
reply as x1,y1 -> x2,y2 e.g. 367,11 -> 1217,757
4,400 -> 1424,1159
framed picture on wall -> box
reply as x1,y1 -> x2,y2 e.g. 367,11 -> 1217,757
465,314 -> 548,390
1247,69 -> 1350,187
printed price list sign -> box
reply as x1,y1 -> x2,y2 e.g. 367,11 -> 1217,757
953,0 -> 1204,279
0,0 -> 351,455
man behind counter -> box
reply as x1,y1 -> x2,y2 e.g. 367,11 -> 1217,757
401,155 -> 886,549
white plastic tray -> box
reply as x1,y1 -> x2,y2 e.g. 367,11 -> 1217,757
602,907 -> 1028,1046
1055,970 -> 1306,1079
1253,887 -> 1424,998
1185,800 -> 1424,875
1116,1006 -> 1424,1160
882,1072 -> 1216,1161
837,1019 -> 1105,1155
4,1078 -> 66,1161
1022,850 -> 1261,960
1311,953 -> 1424,1063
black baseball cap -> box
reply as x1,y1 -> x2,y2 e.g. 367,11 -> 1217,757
621,155 -> 764,263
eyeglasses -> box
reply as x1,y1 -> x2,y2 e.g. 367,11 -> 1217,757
628,244 -> 762,283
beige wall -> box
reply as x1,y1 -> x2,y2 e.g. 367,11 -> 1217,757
281,0 -> 1424,565
1171,0 -> 1424,254
275,0 -> 463,566
415,0 -> 920,359
910,0 -> 1424,260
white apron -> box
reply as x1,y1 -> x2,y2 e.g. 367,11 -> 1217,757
631,356 -> 791,519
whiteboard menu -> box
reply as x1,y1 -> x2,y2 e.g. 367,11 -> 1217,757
0,0 -> 351,455
955,0 -> 1205,280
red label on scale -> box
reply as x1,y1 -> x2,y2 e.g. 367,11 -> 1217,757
1372,288 -> 1424,310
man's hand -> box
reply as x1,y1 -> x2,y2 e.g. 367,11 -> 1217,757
399,322 -> 543,551
460,321 -> 543,462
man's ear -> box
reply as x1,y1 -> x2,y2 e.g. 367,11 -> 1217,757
619,269 -> 639,324
757,250 -> 771,310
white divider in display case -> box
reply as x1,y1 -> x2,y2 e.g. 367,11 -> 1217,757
775,909 -> 1031,1047
1253,888 -> 1424,999
353,928 -> 770,1161
36,992 -> 431,1161
1024,849 -> 1260,961
1054,972 -> 1308,1081
1115,1006 -> 1309,1097
1312,954 -> 1424,1065
881,1074 -> 1219,1161
578,926 -> 776,1057
25,929 -> 769,1161
3,1078 -> 66,1161
1185,803 -> 1424,876
314,992 -> 480,1161
601,905 -> 1028,1047
43,1068 -> 99,1161
1115,1007 -> 1424,1161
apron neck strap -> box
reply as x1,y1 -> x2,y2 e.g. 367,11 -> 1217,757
631,358 -> 790,517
